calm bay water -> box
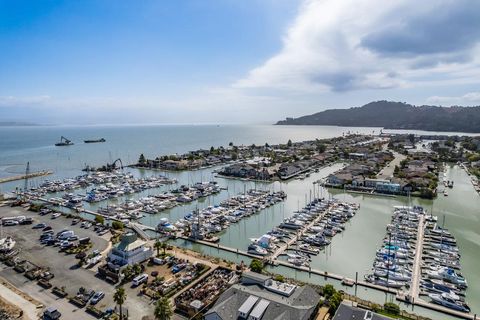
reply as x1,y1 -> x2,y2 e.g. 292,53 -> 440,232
0,124 -> 479,319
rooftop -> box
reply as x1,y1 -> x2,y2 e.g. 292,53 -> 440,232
205,280 -> 320,320
114,232 -> 147,252
333,302 -> 392,320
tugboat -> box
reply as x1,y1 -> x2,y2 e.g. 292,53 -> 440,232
84,138 -> 106,143
55,136 -> 74,146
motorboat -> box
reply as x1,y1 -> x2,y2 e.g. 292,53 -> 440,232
156,218 -> 177,233
373,269 -> 411,281
429,293 -> 470,312
279,218 -> 304,230
247,244 -> 268,256
0,237 -> 16,252
425,268 -> 467,287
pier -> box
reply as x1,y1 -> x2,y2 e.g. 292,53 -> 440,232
0,171 -> 52,184
409,214 -> 425,300
269,208 -> 328,260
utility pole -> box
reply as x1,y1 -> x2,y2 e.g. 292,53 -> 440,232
23,162 -> 30,201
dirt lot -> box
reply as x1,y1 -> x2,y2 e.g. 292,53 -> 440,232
0,205 -> 154,320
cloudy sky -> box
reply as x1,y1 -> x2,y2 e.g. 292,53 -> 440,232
1,0 -> 480,124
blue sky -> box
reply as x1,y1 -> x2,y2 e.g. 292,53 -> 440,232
1,0 -> 480,124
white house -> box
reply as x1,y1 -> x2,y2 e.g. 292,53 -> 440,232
108,232 -> 152,266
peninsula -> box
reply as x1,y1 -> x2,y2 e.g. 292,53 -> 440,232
276,101 -> 480,133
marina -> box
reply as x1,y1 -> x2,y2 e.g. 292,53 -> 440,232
1,125 -> 480,320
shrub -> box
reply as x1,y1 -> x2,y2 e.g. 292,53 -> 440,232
249,259 -> 264,273
95,215 -> 105,225
384,302 -> 400,315
112,221 -> 124,230
273,275 -> 284,282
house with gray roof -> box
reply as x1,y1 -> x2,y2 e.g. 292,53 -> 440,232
204,272 -> 320,320
333,301 -> 391,320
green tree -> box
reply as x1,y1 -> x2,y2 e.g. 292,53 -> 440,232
154,240 -> 162,257
94,215 -> 105,225
113,287 -> 126,320
249,259 -> 264,273
138,153 -> 146,165
328,291 -> 343,314
287,139 -> 292,147
112,221 -> 124,230
316,143 -> 326,153
229,142 -> 234,147
322,284 -> 336,299
154,297 -> 173,320
161,242 -> 167,255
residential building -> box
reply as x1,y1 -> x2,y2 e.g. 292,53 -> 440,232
107,232 -> 153,266
204,272 -> 320,320
333,301 -> 391,320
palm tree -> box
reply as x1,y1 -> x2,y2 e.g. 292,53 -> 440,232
160,242 -> 167,255
154,239 -> 162,257
154,297 -> 173,320
113,286 -> 126,319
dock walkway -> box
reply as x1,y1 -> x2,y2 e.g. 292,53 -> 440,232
409,214 -> 425,300
269,209 -> 329,260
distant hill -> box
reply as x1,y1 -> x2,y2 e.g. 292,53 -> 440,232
276,101 -> 480,133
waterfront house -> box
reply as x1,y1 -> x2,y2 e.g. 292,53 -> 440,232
204,272 -> 320,320
327,172 -> 353,186
333,301 -> 390,320
107,232 -> 153,267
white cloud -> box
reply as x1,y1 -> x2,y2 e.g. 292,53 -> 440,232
426,92 -> 480,106
234,0 -> 480,93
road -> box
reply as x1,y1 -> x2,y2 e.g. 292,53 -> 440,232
377,151 -> 406,180
0,280 -> 39,320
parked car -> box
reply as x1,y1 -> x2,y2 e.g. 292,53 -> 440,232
19,217 -> 33,225
75,252 -> 87,260
43,306 -> 61,320
71,219 -> 80,225
43,226 -> 53,231
3,220 -> 19,226
172,263 -> 187,274
33,223 -> 47,229
90,291 -> 105,305
152,257 -> 165,265
58,231 -> 74,240
132,274 -> 148,287
78,237 -> 91,245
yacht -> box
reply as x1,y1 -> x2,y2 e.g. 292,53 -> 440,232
279,218 -> 304,230
429,293 -> 470,312
364,275 -> 405,288
156,218 -> 177,233
247,244 -> 268,256
425,268 -> 467,287
0,237 -> 16,252
373,269 -> 411,281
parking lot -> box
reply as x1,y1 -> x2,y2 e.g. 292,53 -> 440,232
0,205 -> 154,320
